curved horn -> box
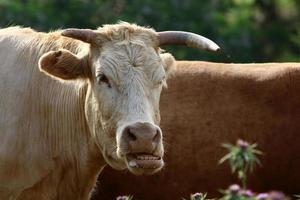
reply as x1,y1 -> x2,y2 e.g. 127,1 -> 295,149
61,28 -> 97,44
157,31 -> 220,52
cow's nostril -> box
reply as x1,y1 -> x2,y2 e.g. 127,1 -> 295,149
127,130 -> 137,141
153,129 -> 160,142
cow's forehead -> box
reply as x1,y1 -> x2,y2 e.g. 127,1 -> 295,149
94,43 -> 165,84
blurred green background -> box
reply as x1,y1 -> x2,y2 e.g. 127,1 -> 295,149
1,0 -> 300,63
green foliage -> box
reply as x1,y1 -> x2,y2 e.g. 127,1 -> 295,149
219,139 -> 262,189
0,0 -> 299,63
218,140 -> 287,200
182,139 -> 287,200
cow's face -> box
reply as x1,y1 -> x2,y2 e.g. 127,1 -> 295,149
38,24 -> 175,175
39,23 -> 220,174
87,43 -> 175,175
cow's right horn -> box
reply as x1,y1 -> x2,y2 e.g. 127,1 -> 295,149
157,31 -> 220,52
62,28 -> 97,44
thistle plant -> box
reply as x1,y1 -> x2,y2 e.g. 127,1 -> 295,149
219,139 -> 262,189
183,193 -> 209,200
191,193 -> 208,200
116,195 -> 133,200
220,184 -> 255,200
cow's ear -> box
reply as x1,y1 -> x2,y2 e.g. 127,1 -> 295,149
39,49 -> 88,80
160,53 -> 176,78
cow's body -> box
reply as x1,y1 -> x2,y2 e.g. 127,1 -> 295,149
0,27 -> 104,199
95,61 -> 300,199
0,23 -> 191,199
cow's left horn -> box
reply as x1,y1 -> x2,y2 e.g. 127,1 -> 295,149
157,31 -> 220,52
61,28 -> 97,44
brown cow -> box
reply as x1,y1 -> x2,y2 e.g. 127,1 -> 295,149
93,61 -> 300,200
0,23 -> 219,199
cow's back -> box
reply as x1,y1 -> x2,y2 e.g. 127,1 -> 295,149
94,61 -> 300,199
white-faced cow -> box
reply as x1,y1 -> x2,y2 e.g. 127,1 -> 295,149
0,23 -> 219,199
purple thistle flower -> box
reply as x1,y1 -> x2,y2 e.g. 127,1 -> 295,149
269,191 -> 286,200
116,196 -> 128,200
239,189 -> 254,197
228,184 -> 240,194
256,193 -> 269,200
237,139 -> 249,151
191,192 -> 203,199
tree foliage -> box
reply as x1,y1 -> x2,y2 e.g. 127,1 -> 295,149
0,0 -> 299,63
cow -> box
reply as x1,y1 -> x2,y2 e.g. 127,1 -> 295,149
0,22 -> 219,199
94,61 -> 300,200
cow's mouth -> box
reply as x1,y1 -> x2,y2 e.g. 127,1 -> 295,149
103,147 -> 127,171
125,153 -> 164,175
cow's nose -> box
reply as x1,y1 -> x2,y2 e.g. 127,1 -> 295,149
122,122 -> 161,153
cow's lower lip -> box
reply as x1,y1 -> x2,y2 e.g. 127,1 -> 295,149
126,154 -> 164,174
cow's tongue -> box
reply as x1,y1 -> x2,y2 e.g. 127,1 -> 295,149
128,154 -> 163,169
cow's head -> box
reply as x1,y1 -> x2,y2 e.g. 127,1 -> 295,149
38,22 -> 219,175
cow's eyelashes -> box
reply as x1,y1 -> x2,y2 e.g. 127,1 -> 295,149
97,73 -> 110,86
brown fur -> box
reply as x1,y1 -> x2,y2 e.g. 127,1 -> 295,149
94,61 -> 300,199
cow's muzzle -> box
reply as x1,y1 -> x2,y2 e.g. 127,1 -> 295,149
118,122 -> 164,175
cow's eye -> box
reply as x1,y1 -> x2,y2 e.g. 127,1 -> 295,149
97,73 -> 110,86
157,76 -> 166,85
157,80 -> 164,85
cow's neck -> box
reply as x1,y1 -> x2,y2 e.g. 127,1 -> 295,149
34,33 -> 102,161
20,32 -> 106,198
